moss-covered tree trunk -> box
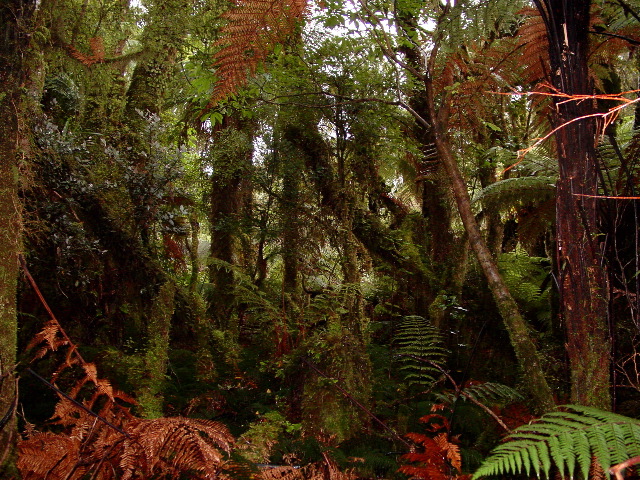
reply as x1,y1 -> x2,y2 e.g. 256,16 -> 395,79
138,282 -> 176,417
533,0 -> 611,409
290,115 -> 372,442
0,0 -> 37,471
280,128 -> 302,297
208,114 -> 255,330
115,0 -> 188,414
277,124 -> 305,355
0,130 -> 20,475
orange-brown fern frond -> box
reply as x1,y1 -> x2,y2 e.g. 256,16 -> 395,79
19,416 -> 234,480
18,433 -> 86,480
64,36 -> 106,66
260,465 -> 305,480
400,415 -> 462,480
19,262 -> 236,479
209,0 -> 310,107
433,33 -> 526,134
26,320 -> 68,359
516,7 -> 549,86
258,453 -> 356,480
119,417 -> 234,480
433,432 -> 461,472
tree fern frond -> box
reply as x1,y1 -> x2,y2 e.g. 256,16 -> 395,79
210,0 -> 310,106
436,381 -> 523,406
516,7 -> 549,85
394,316 -> 448,390
474,405 -> 640,479
497,252 -> 551,318
64,36 -> 107,66
473,176 -> 556,212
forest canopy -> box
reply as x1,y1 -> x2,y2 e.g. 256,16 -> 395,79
2,0 -> 640,478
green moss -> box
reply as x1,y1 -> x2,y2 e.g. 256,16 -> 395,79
137,281 -> 176,418
301,328 -> 372,443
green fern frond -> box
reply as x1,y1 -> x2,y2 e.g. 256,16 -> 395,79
473,405 -> 640,479
497,252 -> 551,319
43,73 -> 81,118
436,0 -> 522,53
473,176 -> 556,212
436,382 -> 523,406
394,316 -> 448,390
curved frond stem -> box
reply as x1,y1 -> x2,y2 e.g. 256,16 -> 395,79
610,455 -> 640,480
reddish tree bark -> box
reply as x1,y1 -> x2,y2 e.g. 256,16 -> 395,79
533,0 -> 611,408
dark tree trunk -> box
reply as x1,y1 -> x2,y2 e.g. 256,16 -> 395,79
280,125 -> 303,296
395,7 -> 466,325
534,0 -> 611,409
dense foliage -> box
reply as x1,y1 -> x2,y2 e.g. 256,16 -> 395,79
3,0 -> 640,478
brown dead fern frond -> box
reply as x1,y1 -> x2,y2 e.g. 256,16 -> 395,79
260,465 -> 305,480
118,417 -> 234,480
18,433 -> 85,480
209,0 -> 310,107
20,371 -> 234,480
26,320 -> 69,360
65,36 -> 106,66
258,453 -> 356,480
19,261 -> 235,480
400,415 -> 462,480
516,7 -> 549,86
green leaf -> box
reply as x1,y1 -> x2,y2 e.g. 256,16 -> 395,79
483,121 -> 502,132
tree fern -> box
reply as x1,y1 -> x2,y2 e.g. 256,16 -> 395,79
394,316 -> 448,390
435,0 -> 525,54
473,405 -> 640,479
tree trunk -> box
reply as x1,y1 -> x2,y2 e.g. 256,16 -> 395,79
280,126 -> 303,296
138,282 -> 176,418
534,0 -> 611,409
208,114 -> 255,330
0,138 -> 20,475
0,0 -> 37,471
420,70 -> 556,413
